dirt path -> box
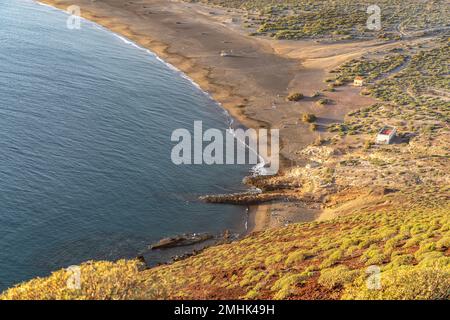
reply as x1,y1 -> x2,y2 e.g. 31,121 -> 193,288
375,55 -> 412,82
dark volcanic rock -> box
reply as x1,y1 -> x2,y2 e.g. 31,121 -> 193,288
199,191 -> 305,205
150,233 -> 213,250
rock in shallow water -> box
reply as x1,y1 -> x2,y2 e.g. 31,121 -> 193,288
150,233 -> 213,250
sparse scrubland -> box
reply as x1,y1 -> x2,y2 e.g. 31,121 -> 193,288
189,0 -> 449,39
2,0 -> 449,300
328,38 -> 449,137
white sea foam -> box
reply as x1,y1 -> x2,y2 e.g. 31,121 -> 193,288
227,128 -> 268,176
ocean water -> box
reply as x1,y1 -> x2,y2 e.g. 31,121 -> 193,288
0,0 -> 252,290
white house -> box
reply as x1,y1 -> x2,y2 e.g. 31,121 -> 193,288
376,126 -> 397,144
353,76 -> 365,87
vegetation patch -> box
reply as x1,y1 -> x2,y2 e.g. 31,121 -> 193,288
287,92 -> 304,101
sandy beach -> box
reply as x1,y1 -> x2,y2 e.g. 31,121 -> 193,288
247,202 -> 321,234
37,0 -> 422,232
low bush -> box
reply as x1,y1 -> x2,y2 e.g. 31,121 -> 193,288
320,249 -> 344,269
302,113 -> 317,123
317,98 -> 330,105
287,92 -> 304,101
342,267 -> 450,300
388,254 -> 415,268
360,247 -> 387,266
271,272 -> 311,299
318,265 -> 359,289
436,236 -> 450,250
285,250 -> 311,267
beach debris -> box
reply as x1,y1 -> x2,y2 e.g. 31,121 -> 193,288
150,233 -> 213,250
220,49 -> 234,57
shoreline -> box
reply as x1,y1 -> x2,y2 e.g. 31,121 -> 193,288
36,0 -> 278,234
34,0 -> 403,234
245,205 -> 270,234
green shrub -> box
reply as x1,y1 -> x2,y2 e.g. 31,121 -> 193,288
287,92 -> 304,101
264,253 -> 285,266
364,140 -> 374,149
342,267 -> 450,300
414,241 -> 437,260
320,249 -> 344,269
285,251 -> 311,267
436,237 -> 450,250
271,272 -> 311,300
317,98 -> 330,105
239,269 -> 266,287
403,236 -> 421,248
346,245 -> 359,257
302,113 -> 317,123
388,254 -> 415,268
384,236 -> 402,253
318,265 -> 359,289
243,289 -> 259,299
360,247 -> 386,266
0,260 -> 148,300
417,252 -> 450,268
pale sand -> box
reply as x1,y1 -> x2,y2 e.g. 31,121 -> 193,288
247,202 -> 321,234
37,0 -> 426,232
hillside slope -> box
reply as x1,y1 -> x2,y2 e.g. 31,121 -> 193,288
2,195 -> 449,300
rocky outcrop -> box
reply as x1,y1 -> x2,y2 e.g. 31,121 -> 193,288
199,189 -> 325,205
150,233 -> 213,250
199,192 -> 299,204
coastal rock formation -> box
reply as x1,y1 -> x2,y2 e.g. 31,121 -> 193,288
150,233 -> 213,250
201,191 -> 289,205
